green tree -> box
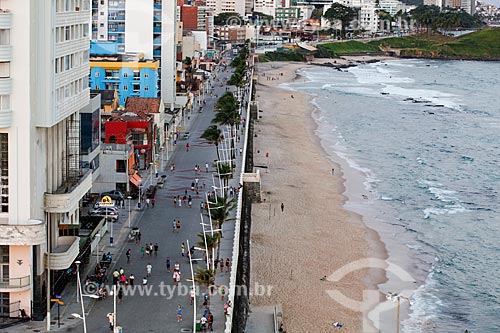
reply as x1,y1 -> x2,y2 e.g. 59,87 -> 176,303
201,125 -> 223,160
214,12 -> 244,26
323,3 -> 358,37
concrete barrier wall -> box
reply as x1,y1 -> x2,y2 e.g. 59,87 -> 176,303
224,56 -> 255,333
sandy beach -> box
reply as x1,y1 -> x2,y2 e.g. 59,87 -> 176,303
249,59 -> 388,332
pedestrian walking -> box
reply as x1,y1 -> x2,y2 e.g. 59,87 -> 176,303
118,288 -> 123,304
220,286 -> 226,301
219,259 -> 224,273
146,198 -> 150,208
145,246 -> 150,256
177,305 -> 183,322
177,220 -> 181,231
174,261 -> 180,271
332,168 -> 335,175
146,263 -> 152,277
142,276 -> 148,285
190,287 -> 195,305
166,257 -> 171,272
205,162 -> 209,173
200,202 -> 204,211
112,269 -> 120,285
154,243 -> 159,256
173,219 -> 177,233
126,249 -> 131,263
191,182 -> 195,191
119,274 -> 126,285
207,312 -> 214,331
173,196 -> 177,207
182,195 -> 187,205
185,143 -> 190,152
151,197 -> 155,208
239,147 -> 243,155
178,196 -> 182,207
225,258 -> 231,272
200,316 -> 207,331
140,246 -> 145,257
107,313 -> 114,331
181,242 -> 185,256
195,178 -> 199,188
281,202 -> 285,212
129,274 -> 135,286
136,231 -> 141,244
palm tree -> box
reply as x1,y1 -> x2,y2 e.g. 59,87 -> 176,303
196,232 -> 219,270
194,267 -> 216,307
216,163 -> 233,192
201,125 -> 223,160
208,195 -> 235,263
212,104 -> 240,162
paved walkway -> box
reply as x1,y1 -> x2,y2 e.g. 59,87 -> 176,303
9,54 -> 246,333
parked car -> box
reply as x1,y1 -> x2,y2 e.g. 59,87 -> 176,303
101,190 -> 124,201
89,207 -> 119,222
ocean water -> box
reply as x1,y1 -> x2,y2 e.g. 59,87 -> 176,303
285,59 -> 500,332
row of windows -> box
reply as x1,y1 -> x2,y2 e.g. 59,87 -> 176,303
55,77 -> 88,103
94,84 -> 149,91
56,24 -> 89,43
0,134 -> 8,213
55,50 -> 89,74
56,0 -> 90,13
95,71 -> 150,79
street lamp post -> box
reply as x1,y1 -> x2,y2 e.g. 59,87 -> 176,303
76,261 -> 81,303
127,196 -> 132,228
386,292 -> 410,333
95,234 -> 101,265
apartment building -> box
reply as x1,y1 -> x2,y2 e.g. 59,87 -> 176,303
91,0 -> 176,109
205,0 -> 245,16
0,0 -> 92,322
89,47 -> 160,106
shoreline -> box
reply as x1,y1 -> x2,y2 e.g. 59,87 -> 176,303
249,60 -> 389,332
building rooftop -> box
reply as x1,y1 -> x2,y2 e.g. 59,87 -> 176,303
125,97 -> 162,114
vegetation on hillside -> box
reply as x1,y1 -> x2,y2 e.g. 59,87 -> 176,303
317,41 -> 381,57
371,28 -> 500,59
258,50 -> 305,62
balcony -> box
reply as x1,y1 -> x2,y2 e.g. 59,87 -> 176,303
153,37 -> 161,45
0,45 -> 11,62
47,236 -> 80,270
0,219 -> 46,245
0,276 -> 31,292
154,26 -> 161,33
0,11 -> 12,29
44,171 -> 92,214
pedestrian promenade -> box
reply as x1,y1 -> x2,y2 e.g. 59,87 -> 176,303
7,53 -> 246,333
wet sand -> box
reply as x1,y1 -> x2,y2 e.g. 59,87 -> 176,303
249,60 -> 388,332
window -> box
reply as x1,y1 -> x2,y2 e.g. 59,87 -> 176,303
145,86 -> 149,91
0,96 -> 10,110
95,71 -> 100,77
83,24 -> 89,37
116,160 -> 126,173
123,72 -> 128,78
65,26 -> 70,41
0,30 -> 10,45
123,85 -> 128,91
0,63 -> 9,78
100,23 -> 104,27
0,134 -> 8,213
144,73 -> 149,78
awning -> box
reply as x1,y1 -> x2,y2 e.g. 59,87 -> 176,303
129,172 -> 142,187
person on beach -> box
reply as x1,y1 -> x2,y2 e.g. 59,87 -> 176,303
281,203 -> 284,212
332,168 -> 335,175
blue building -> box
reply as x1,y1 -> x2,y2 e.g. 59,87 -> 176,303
90,42 -> 160,106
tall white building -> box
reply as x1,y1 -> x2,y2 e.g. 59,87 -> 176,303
0,0 -> 92,321
205,0 -> 246,17
91,0 -> 176,109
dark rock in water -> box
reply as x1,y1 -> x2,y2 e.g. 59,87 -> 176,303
381,92 -> 389,95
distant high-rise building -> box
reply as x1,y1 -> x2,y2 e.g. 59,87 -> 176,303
205,0 -> 245,16
91,0 -> 176,108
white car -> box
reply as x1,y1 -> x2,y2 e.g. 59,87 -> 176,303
89,207 -> 119,222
